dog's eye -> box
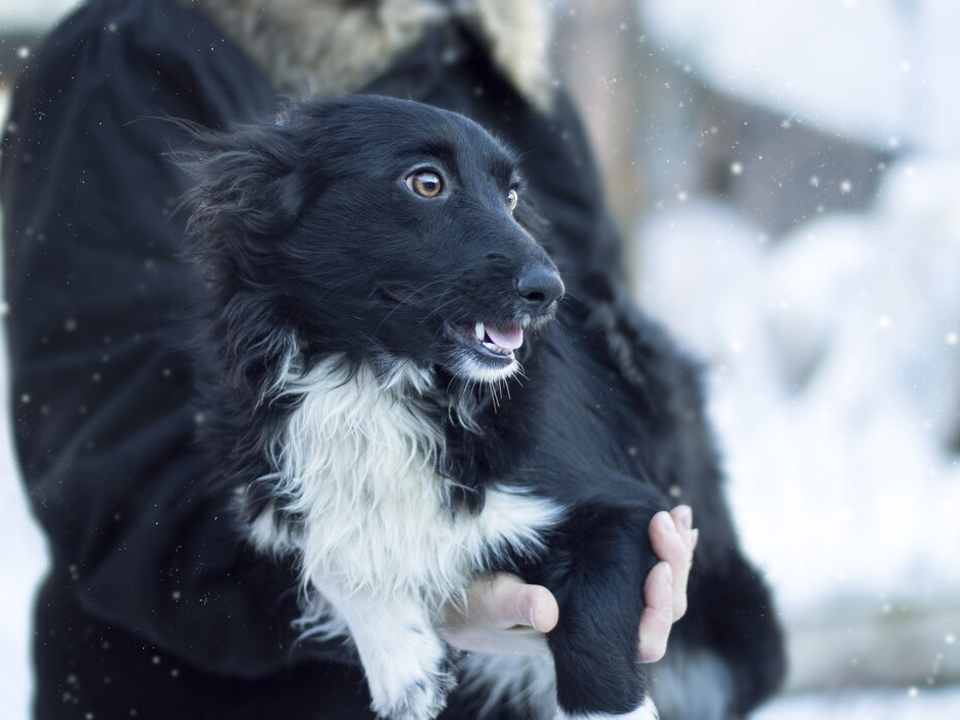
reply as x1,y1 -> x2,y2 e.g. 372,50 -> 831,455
506,188 -> 519,212
406,170 -> 444,198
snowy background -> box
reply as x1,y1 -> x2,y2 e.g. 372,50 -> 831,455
628,0 -> 960,715
1,0 -> 959,718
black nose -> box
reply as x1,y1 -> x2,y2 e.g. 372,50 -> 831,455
516,266 -> 565,313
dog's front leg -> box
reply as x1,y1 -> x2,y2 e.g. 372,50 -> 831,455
524,496 -> 664,720
322,584 -> 456,720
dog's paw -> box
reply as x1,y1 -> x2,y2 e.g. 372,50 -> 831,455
366,630 -> 456,720
326,590 -> 458,720
556,695 -> 659,720
371,665 -> 456,720
375,672 -> 455,720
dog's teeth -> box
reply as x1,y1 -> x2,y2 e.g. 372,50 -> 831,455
475,321 -> 485,341
481,341 -> 514,358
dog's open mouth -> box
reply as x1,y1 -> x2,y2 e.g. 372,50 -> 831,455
472,321 -> 523,359
446,320 -> 524,372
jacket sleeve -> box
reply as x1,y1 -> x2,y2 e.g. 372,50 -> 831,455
1,0 -> 342,677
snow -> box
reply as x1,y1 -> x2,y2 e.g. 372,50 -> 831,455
0,0 -> 81,30
0,309 -> 47,720
638,156 -> 960,616
0,82 -> 48,720
756,687 -> 960,720
640,0 -> 960,153
636,155 -> 960,701
637,0 -> 960,700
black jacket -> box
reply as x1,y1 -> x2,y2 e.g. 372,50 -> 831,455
2,1 -> 621,718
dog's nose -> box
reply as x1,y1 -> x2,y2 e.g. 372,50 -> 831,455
516,266 -> 565,313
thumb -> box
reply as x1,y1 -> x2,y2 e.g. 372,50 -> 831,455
470,574 -> 559,633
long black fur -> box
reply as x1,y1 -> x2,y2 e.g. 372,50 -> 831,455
183,95 -> 784,719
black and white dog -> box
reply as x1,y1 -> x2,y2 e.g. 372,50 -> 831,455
185,95 -> 784,720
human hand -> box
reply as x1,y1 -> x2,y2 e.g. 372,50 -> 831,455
439,505 -> 698,658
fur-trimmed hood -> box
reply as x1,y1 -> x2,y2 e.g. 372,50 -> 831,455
192,0 -> 553,109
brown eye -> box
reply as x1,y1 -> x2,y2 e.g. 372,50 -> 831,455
506,188 -> 519,212
406,170 -> 444,198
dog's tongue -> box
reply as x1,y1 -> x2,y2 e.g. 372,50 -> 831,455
486,324 -> 524,350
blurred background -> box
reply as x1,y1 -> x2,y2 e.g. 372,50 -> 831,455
1,1 -> 957,718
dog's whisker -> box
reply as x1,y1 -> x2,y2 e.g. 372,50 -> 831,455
513,363 -> 528,384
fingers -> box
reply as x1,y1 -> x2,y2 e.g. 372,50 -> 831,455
639,506 -> 698,663
638,561 -> 673,663
650,507 -> 696,620
671,504 -> 699,555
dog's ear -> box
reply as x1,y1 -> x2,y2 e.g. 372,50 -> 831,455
179,120 -> 307,261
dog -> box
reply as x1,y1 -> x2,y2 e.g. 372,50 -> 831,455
183,95 -> 784,720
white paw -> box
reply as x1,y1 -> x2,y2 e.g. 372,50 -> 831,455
556,694 -> 659,720
373,673 -> 452,720
365,626 -> 455,720
320,589 -> 457,720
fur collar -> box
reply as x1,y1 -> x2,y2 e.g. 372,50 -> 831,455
191,0 -> 553,110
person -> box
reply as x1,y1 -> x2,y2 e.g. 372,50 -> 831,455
1,0 -> 697,718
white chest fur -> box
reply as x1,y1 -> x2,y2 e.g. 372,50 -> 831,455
248,356 -> 559,606
242,357 -> 562,718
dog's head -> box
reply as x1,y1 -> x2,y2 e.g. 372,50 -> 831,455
186,95 -> 562,385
